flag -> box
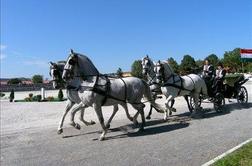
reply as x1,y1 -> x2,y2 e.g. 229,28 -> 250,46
240,49 -> 252,62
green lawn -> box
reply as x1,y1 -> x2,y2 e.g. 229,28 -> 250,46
212,141 -> 252,166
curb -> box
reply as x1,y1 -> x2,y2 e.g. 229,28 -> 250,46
201,138 -> 252,166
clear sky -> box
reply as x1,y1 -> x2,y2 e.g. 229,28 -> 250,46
1,0 -> 252,79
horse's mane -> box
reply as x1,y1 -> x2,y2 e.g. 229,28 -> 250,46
161,61 -> 175,75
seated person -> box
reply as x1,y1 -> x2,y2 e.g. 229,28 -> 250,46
213,62 -> 226,93
202,59 -> 215,95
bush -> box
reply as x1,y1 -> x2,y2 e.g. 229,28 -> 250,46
0,92 -> 5,97
58,89 -> 64,101
46,96 -> 54,101
32,95 -> 42,102
25,97 -> 32,101
29,93 -> 33,98
9,89 -> 14,102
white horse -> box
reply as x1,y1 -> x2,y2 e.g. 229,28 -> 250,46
49,61 -> 95,134
62,50 -> 165,140
154,60 -> 208,120
142,56 -> 194,119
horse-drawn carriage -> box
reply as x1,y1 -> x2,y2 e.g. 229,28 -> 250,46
190,74 -> 249,112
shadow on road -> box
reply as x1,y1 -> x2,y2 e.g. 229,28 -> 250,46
199,102 -> 252,119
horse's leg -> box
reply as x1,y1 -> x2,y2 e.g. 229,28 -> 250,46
184,95 -> 193,112
169,99 -> 176,116
121,103 -> 133,121
93,103 -> 107,141
70,103 -> 85,130
164,95 -> 175,120
146,105 -> 153,119
57,100 -> 74,134
105,104 -> 119,129
79,108 -> 96,126
132,103 -> 146,131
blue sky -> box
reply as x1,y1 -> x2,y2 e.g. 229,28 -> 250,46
1,0 -> 252,79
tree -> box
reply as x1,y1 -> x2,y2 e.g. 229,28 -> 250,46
58,89 -> 64,101
179,55 -> 196,75
206,54 -> 219,68
167,57 -> 179,74
9,89 -> 14,102
7,78 -> 21,85
116,68 -> 123,77
223,48 -> 241,72
131,60 -> 144,79
32,75 -> 43,84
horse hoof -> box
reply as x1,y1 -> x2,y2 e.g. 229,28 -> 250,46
57,129 -> 63,134
99,136 -> 105,141
146,116 -> 151,120
172,108 -> 176,112
133,120 -> 139,127
169,111 -> 172,116
90,120 -> 96,125
106,124 -> 111,129
138,128 -> 145,132
75,123 -> 81,130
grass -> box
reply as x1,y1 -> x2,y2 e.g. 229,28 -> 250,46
212,141 -> 252,166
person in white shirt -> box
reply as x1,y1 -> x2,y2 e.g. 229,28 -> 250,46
213,62 -> 226,93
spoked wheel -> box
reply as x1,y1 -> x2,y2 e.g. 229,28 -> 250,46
214,93 -> 225,112
189,95 -> 202,112
236,86 -> 248,104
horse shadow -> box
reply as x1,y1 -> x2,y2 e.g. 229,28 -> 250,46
102,119 -> 190,141
193,102 -> 252,119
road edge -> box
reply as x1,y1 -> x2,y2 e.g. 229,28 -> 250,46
201,137 -> 252,166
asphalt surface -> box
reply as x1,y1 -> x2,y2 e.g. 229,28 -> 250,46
1,82 -> 252,166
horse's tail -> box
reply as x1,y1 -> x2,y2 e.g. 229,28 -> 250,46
142,80 -> 165,113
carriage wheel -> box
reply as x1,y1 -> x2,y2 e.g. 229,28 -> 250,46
214,93 -> 225,112
236,86 -> 248,104
189,95 -> 202,112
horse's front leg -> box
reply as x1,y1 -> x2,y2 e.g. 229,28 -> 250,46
70,103 -> 85,130
164,95 -> 175,120
79,108 -> 96,126
93,103 -> 107,141
57,100 -> 74,134
105,104 -> 119,129
146,105 -> 153,119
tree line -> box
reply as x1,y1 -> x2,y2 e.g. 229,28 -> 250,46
129,48 -> 252,78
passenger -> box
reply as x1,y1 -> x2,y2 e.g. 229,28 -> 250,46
202,59 -> 215,96
213,62 -> 226,93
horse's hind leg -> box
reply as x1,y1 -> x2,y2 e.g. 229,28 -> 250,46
132,103 -> 146,130
105,104 -> 119,129
184,95 -> 193,112
164,95 -> 176,120
121,103 -> 133,122
57,100 -> 74,134
79,108 -> 96,126
93,103 -> 107,141
146,105 -> 153,119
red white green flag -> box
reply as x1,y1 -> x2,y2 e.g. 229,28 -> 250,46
240,49 -> 252,62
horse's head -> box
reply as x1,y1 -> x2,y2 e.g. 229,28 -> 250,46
141,55 -> 152,75
49,61 -> 66,89
62,49 -> 78,81
154,60 -> 165,84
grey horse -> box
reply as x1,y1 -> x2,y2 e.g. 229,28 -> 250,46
62,50 -> 165,140
154,60 -> 208,120
49,61 -> 95,134
141,55 -> 193,119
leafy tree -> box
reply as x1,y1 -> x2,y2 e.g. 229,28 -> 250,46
195,59 -> 204,69
167,57 -> 179,74
206,54 -> 219,68
32,75 -> 43,84
180,55 -> 196,75
116,68 -> 123,77
58,89 -> 64,101
9,89 -> 14,102
223,48 -> 241,72
131,60 -> 144,79
7,78 -> 22,85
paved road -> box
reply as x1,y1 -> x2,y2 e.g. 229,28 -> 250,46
1,82 -> 252,166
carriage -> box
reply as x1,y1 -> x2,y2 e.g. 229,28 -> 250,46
190,74 -> 249,112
